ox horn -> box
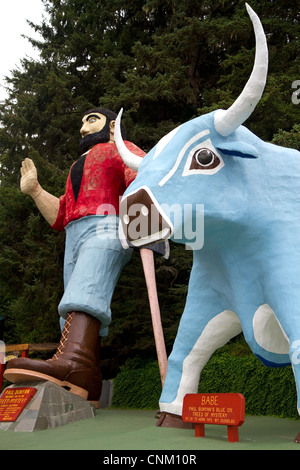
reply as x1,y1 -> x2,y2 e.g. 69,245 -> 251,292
114,108 -> 143,171
214,3 -> 268,137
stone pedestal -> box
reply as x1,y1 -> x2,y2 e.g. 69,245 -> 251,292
0,381 -> 94,432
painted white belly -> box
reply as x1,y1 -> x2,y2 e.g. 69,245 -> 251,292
253,304 -> 289,354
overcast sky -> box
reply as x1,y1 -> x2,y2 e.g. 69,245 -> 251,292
0,0 -> 46,100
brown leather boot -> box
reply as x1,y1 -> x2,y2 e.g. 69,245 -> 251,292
88,337 -> 102,407
4,311 -> 100,399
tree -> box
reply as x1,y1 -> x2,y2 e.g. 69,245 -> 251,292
0,0 -> 298,374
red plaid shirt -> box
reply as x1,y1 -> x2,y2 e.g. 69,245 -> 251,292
51,141 -> 144,231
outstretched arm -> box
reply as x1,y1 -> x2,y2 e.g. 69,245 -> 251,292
20,158 -> 60,226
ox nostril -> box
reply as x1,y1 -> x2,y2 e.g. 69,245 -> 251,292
141,205 -> 149,217
123,214 -> 130,225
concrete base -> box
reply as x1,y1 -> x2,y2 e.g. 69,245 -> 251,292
0,381 -> 95,432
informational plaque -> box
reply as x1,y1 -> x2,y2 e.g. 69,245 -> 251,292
0,387 -> 37,422
182,393 -> 245,442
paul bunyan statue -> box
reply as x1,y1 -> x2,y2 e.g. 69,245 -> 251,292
4,108 -> 148,404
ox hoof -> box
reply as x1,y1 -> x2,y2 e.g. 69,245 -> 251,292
294,432 -> 300,444
156,412 -> 194,429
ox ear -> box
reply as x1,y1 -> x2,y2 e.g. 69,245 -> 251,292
216,141 -> 259,159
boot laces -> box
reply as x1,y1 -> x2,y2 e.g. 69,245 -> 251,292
51,312 -> 73,360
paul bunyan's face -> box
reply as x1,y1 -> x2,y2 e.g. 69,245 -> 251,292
80,112 -> 107,138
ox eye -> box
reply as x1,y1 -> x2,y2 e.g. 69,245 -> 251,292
190,148 -> 221,171
182,138 -> 224,178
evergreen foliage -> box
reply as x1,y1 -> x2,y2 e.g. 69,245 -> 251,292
0,0 -> 299,375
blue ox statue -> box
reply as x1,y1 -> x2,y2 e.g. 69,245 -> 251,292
115,4 -> 300,437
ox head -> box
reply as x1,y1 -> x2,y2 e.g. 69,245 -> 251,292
115,4 -> 269,250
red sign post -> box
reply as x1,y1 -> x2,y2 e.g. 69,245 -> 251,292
0,387 -> 37,422
182,393 -> 245,442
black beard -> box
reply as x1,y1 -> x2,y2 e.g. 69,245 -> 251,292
79,124 -> 111,155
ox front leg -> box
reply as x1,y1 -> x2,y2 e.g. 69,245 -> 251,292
157,307 -> 242,428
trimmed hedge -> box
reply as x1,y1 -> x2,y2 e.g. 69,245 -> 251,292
112,355 -> 299,419
112,359 -> 162,410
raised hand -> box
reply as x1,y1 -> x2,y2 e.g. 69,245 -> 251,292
20,158 -> 41,197
20,158 -> 59,225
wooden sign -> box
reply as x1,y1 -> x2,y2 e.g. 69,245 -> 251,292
182,393 -> 245,442
0,387 -> 37,422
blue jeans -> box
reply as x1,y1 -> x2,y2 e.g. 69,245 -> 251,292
58,215 -> 132,336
